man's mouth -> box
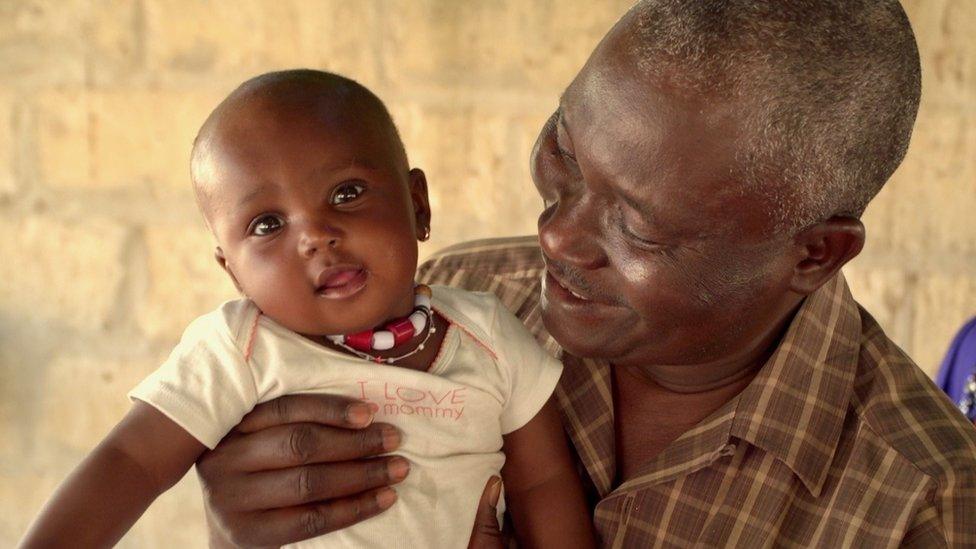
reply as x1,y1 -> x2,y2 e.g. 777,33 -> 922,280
545,269 -> 595,303
314,265 -> 368,299
559,278 -> 591,301
542,255 -> 622,308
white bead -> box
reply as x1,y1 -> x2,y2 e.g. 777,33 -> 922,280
326,335 -> 344,344
409,311 -> 428,333
372,331 -> 395,350
416,295 -> 432,309
418,344 -> 424,350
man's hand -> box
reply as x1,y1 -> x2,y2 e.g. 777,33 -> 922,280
467,477 -> 505,549
196,394 -> 409,548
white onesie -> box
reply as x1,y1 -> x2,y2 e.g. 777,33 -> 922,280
129,285 -> 562,548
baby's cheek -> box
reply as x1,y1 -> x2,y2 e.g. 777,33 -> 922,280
243,259 -> 303,312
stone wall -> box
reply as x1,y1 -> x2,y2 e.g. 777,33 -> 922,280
1,1 -> 973,546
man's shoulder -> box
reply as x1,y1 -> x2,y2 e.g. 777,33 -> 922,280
418,236 -> 544,285
418,237 -> 554,349
850,306 -> 976,483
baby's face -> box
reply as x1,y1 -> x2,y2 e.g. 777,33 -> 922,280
198,99 -> 429,336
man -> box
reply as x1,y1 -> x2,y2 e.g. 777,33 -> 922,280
195,1 -> 976,546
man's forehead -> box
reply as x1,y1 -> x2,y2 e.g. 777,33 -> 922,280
563,59 -> 732,177
558,37 -> 759,238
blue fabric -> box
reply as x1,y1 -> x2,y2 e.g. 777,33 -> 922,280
936,316 -> 976,422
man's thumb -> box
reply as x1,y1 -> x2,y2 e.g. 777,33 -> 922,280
467,476 -> 505,549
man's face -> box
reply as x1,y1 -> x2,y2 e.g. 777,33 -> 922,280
530,37 -> 796,368
199,97 -> 427,336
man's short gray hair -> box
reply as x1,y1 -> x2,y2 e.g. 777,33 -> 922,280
626,0 -> 921,230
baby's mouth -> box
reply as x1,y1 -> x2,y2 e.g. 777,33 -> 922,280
315,266 -> 368,299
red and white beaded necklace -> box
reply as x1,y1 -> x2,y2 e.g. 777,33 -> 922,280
326,284 -> 435,364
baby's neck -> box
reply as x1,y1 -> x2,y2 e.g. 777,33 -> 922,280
312,312 -> 451,373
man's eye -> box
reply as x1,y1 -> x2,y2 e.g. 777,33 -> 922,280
554,113 -> 578,163
622,224 -> 656,245
249,215 -> 284,236
557,143 -> 577,162
615,207 -> 665,250
620,223 -> 670,254
331,182 -> 366,205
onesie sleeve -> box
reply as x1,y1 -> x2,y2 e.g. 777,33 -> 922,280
128,302 -> 260,449
490,298 -> 564,434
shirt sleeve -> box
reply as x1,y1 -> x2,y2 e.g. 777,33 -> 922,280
128,305 -> 259,449
490,297 -> 563,434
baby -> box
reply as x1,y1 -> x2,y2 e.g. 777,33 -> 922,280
22,70 -> 595,548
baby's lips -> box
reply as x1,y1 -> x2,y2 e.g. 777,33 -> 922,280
315,265 -> 365,289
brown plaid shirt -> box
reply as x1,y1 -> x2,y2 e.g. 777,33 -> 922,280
418,236 -> 976,548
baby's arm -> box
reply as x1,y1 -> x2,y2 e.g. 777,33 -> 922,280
502,397 -> 597,548
21,401 -> 206,548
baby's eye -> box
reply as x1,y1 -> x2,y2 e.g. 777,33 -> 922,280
249,215 -> 284,236
330,181 -> 366,205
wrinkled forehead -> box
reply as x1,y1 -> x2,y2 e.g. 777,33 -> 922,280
568,43 -> 737,181
560,33 -> 771,238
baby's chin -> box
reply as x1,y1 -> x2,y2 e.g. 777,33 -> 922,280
269,315 -> 376,338
259,307 -> 396,339
251,283 -> 419,338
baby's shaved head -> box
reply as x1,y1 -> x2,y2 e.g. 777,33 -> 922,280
191,70 -> 408,225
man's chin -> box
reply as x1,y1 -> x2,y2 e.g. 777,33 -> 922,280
542,308 -> 621,360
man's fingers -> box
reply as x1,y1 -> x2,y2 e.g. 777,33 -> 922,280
237,394 -> 380,433
236,487 -> 399,547
468,476 -> 505,549
227,457 -> 410,510
214,422 -> 401,472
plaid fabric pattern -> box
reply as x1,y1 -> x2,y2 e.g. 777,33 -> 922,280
418,236 -> 976,548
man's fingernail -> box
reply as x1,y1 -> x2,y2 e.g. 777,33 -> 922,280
381,426 -> 401,451
376,488 -> 397,509
489,477 -> 502,506
346,403 -> 374,426
387,457 -> 410,482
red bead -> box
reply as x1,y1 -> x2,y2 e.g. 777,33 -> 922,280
345,330 -> 374,351
385,318 -> 415,346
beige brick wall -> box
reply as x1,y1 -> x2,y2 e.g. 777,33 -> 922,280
1,1 -> 972,546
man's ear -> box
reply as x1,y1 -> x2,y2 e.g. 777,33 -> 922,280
789,217 -> 865,295
408,168 -> 432,241
214,247 -> 244,294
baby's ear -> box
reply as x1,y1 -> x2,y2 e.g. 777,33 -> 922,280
214,247 -> 244,294
408,168 -> 432,238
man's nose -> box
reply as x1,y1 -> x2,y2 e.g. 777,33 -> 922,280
537,195 -> 606,270
297,221 -> 343,258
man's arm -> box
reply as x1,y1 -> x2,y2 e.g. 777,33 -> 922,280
20,401 -> 206,547
501,398 -> 597,548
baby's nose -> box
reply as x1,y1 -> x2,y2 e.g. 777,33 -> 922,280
298,224 -> 342,257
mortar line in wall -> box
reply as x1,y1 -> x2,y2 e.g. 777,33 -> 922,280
66,77 -> 560,113
11,95 -> 38,205
372,0 -> 389,90
904,270 -> 920,359
387,86 -> 559,113
19,195 -> 200,229
850,248 -> 976,275
104,225 -> 149,336
132,0 -> 148,75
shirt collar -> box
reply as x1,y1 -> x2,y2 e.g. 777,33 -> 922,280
730,273 -> 862,496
